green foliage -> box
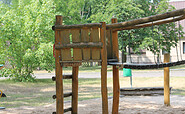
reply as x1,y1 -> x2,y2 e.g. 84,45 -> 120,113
0,0 -> 55,81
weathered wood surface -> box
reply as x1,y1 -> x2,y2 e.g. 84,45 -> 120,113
113,15 -> 185,31
106,30 -> 113,59
100,22 -> 108,114
111,18 -> 120,114
91,28 -> 101,60
81,29 -> 90,60
164,53 -> 170,106
55,42 -> 103,49
61,30 -> 72,61
55,15 -> 64,114
120,87 -> 172,96
72,66 -> 79,114
106,8 -> 185,30
71,30 -> 82,61
53,23 -> 102,30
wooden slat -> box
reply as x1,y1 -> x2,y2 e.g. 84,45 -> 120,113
71,30 -> 82,61
81,29 -> 90,60
61,30 -> 72,61
111,18 -> 120,114
106,30 -> 113,59
55,15 -> 64,114
64,107 -> 72,113
72,66 -> 79,114
164,53 -> 170,106
64,92 -> 72,98
100,22 -> 108,114
55,42 -> 103,49
91,28 -> 101,60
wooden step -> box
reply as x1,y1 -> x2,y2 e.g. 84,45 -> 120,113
64,107 -> 72,113
52,92 -> 72,99
64,92 -> 72,98
52,75 -> 72,81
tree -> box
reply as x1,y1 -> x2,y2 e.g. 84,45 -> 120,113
0,0 -> 55,81
89,0 -> 184,61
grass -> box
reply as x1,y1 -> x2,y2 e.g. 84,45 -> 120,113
0,77 -> 185,108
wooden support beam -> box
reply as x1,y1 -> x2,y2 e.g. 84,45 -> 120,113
53,23 -> 102,30
106,8 -> 185,30
64,92 -> 72,98
111,18 -> 120,114
55,15 -> 64,114
55,42 -> 103,49
100,22 -> 108,114
113,15 -> 185,31
164,53 -> 170,106
72,66 -> 79,114
64,107 -> 72,113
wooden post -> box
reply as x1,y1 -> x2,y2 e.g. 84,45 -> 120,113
55,15 -> 64,114
111,18 -> 120,114
100,22 -> 108,114
72,66 -> 79,114
164,53 -> 170,106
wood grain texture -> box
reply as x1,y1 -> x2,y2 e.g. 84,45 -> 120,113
61,30 -> 72,61
81,29 -> 90,60
106,30 -> 113,59
72,66 -> 79,114
100,22 -> 108,114
111,18 -> 120,114
71,30 -> 82,61
55,15 -> 64,114
91,28 -> 101,60
164,53 -> 170,106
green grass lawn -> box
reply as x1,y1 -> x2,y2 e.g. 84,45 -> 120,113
0,77 -> 185,108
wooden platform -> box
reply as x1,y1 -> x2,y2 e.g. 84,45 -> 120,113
120,87 -> 172,96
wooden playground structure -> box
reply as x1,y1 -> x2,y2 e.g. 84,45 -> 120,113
52,8 -> 185,114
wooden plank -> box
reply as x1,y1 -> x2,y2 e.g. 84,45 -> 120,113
61,30 -> 72,61
91,28 -> 101,60
72,66 -> 79,114
55,15 -> 64,114
81,29 -> 90,60
111,18 -> 120,114
100,22 -> 108,114
71,30 -> 82,61
164,53 -> 170,106
55,42 -> 103,49
106,30 -> 113,59
54,23 -> 102,30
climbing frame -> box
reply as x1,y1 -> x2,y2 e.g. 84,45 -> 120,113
52,15 -> 108,114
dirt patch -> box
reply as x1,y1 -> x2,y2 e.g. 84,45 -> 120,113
1,95 -> 185,114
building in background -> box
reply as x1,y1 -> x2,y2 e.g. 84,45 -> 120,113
123,1 -> 185,64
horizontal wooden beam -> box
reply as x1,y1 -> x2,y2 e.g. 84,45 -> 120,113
64,107 -> 72,113
114,15 -> 185,31
64,92 -> 72,98
52,75 -> 72,81
106,8 -> 185,30
53,23 -> 102,30
55,42 -> 103,49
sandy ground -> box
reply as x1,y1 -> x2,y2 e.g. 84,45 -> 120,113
0,95 -> 185,114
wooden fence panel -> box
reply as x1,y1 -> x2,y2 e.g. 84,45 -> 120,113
61,30 -> 72,61
71,30 -> 82,61
91,28 -> 101,60
81,29 -> 90,60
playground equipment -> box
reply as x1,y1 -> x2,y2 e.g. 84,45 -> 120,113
123,68 -> 132,87
0,90 -> 6,110
52,8 -> 185,114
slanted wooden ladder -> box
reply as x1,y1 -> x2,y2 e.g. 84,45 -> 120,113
52,15 -> 108,114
